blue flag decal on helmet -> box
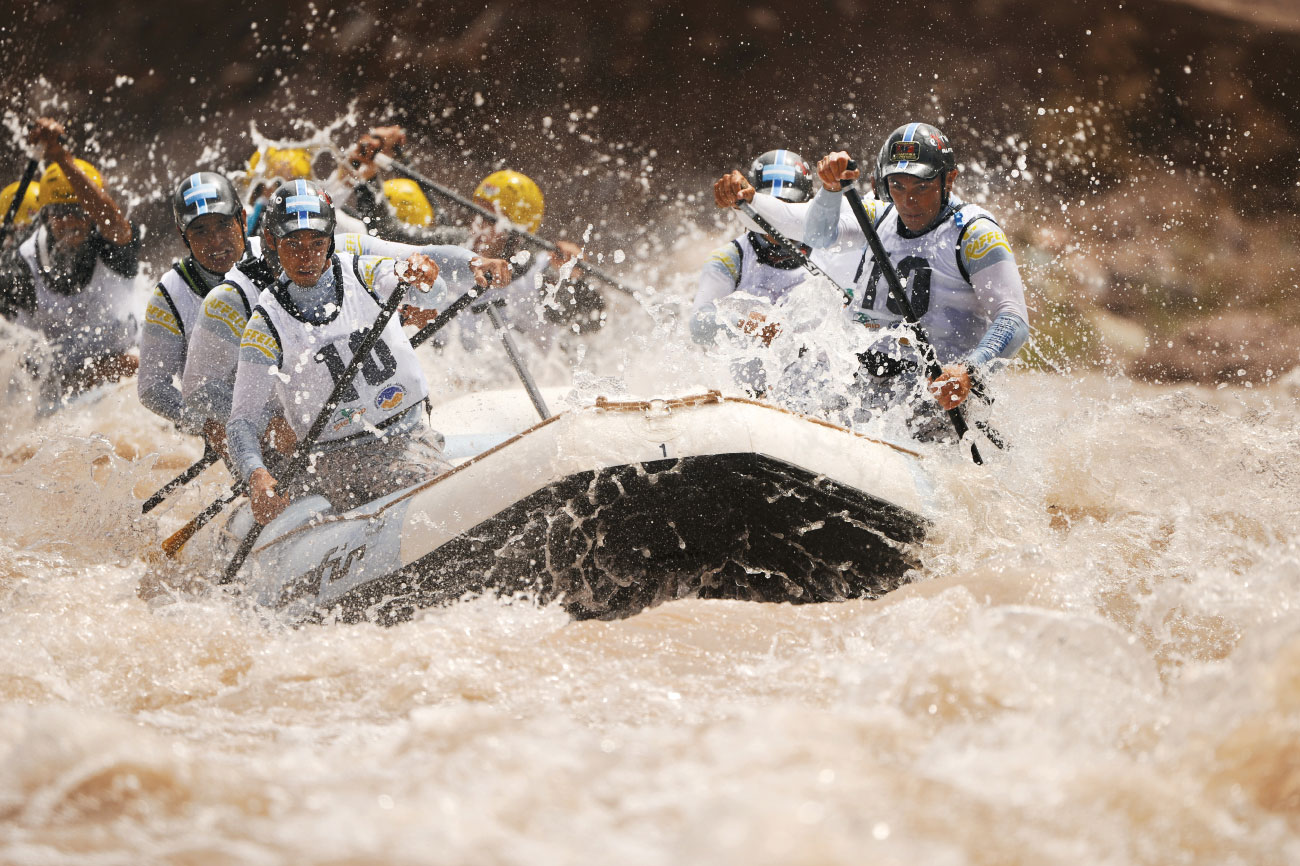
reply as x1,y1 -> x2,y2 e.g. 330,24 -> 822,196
284,180 -> 323,230
182,174 -> 221,215
761,150 -> 800,198
172,170 -> 242,231
749,149 -> 814,204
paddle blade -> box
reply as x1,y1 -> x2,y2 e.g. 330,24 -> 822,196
161,520 -> 200,558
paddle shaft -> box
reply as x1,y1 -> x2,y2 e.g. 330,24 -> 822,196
374,154 -> 639,298
476,299 -> 551,421
141,446 -> 222,514
409,285 -> 482,349
735,201 -> 853,304
0,159 -> 39,245
161,484 -> 244,558
839,163 -> 982,465
220,276 -> 414,584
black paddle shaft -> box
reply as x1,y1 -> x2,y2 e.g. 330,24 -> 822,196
376,155 -> 639,298
734,201 -> 853,304
0,159 -> 39,245
141,446 -> 222,514
160,483 -> 245,558
839,161 -> 982,465
473,298 -> 551,421
220,275 -> 415,584
409,285 -> 482,349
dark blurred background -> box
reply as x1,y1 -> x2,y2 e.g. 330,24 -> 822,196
3,0 -> 1299,381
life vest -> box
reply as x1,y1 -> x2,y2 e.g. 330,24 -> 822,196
727,233 -> 808,303
848,203 -> 1000,361
16,227 -> 137,367
252,253 -> 429,443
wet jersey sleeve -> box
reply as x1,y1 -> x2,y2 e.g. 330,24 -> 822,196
959,220 -> 1017,277
138,284 -> 202,433
960,223 -> 1029,367
359,254 -> 452,311
343,232 -> 480,297
803,189 -> 882,251
226,310 -> 283,482
742,193 -> 810,244
964,309 -> 1029,369
182,283 -> 251,424
691,241 -> 744,345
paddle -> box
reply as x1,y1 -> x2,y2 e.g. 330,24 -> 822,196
475,298 -> 551,420
734,200 -> 853,304
141,445 -> 222,514
0,158 -> 39,245
372,153 -> 641,298
838,160 -> 983,465
409,284 -> 483,349
160,483 -> 244,558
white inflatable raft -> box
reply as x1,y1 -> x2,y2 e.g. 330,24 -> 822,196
216,391 -> 934,623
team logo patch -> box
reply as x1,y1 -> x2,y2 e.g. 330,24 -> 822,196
206,296 -> 248,337
332,406 -> 367,431
889,141 -> 921,162
145,301 -> 182,336
964,228 -> 1012,261
375,383 -> 406,411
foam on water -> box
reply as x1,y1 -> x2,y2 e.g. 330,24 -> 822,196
3,308 -> 1300,863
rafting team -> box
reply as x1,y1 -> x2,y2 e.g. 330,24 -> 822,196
0,116 -> 1028,524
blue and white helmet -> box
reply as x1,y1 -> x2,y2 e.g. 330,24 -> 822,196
748,150 -> 814,204
877,122 -> 957,206
878,123 -> 956,182
263,179 -> 336,238
172,171 -> 242,231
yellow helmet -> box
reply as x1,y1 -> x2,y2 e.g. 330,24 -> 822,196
37,159 -> 103,210
474,170 -> 544,232
0,180 -> 41,225
247,147 -> 313,182
383,178 -> 435,227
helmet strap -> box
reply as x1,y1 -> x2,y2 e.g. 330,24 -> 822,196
874,176 -> 891,204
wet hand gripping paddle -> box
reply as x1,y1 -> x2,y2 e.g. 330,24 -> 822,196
838,160 -> 983,465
